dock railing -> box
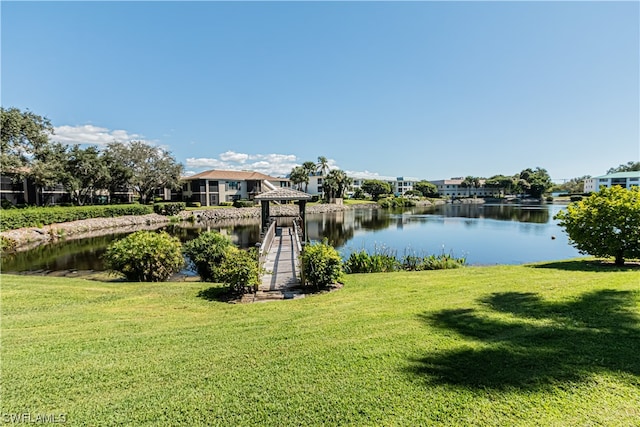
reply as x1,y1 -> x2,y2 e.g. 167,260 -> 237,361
292,217 -> 305,284
258,219 -> 277,270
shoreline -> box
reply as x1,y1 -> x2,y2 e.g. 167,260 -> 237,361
1,203 -> 375,251
0,198 -> 559,251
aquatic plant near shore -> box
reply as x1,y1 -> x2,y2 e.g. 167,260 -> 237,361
344,246 -> 466,274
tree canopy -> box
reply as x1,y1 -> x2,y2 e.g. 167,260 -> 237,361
105,141 -> 183,203
323,169 -> 352,201
607,161 -> 640,174
517,167 -> 552,198
1,107 -> 54,173
361,180 -> 392,201
555,186 -> 640,266
414,180 -> 438,197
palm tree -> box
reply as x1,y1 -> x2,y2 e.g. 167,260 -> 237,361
302,161 -> 316,193
289,166 -> 309,191
324,169 -> 353,202
461,176 -> 473,198
316,156 -> 330,177
461,176 -> 481,198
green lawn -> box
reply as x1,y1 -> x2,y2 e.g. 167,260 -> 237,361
2,261 -> 639,426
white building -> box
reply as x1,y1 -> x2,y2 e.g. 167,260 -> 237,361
348,174 -> 419,197
429,178 -> 502,198
583,171 -> 640,193
180,170 -> 290,206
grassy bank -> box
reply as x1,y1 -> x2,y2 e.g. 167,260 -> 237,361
2,261 -> 639,426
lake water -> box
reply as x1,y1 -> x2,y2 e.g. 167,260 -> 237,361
1,204 -> 582,273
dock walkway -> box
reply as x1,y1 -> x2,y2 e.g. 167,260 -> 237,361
244,226 -> 304,302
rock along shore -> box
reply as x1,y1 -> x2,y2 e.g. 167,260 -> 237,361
1,203 -> 380,251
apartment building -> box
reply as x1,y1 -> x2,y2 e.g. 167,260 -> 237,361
583,171 -> 640,193
179,170 -> 290,206
429,178 -> 502,198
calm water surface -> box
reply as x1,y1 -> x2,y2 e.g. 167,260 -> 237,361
1,204 -> 582,272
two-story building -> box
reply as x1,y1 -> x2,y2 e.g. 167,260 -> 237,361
583,171 -> 640,193
429,178 -> 502,198
178,170 -> 291,206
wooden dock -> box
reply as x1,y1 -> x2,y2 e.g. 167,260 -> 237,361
260,226 -> 300,291
244,223 -> 305,302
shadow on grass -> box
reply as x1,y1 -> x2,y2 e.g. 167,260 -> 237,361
527,259 -> 640,272
408,289 -> 640,390
197,286 -> 240,303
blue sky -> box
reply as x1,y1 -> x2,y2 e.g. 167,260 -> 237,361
2,1 -> 638,181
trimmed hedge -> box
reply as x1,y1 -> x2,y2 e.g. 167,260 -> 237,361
233,199 -> 255,208
0,204 -> 153,231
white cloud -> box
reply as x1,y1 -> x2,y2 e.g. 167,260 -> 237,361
219,151 -> 249,163
345,170 -> 399,181
186,152 -> 310,177
52,124 -> 151,146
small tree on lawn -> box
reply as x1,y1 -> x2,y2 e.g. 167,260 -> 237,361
183,231 -> 234,282
103,231 -> 184,282
218,247 -> 261,294
555,186 -> 640,266
300,240 -> 344,288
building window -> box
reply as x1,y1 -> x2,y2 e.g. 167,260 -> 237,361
227,181 -> 240,190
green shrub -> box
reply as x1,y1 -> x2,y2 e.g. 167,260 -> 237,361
218,247 -> 261,294
153,202 -> 186,216
0,235 -> 17,252
301,240 -> 344,287
103,231 -> 184,282
183,231 -> 234,282
187,201 -> 201,208
352,188 -> 366,200
343,248 -> 466,274
1,199 -> 15,209
377,197 -> 416,209
233,199 -> 255,208
219,201 -> 234,207
0,204 -> 153,231
344,249 -> 400,273
403,253 -> 466,270
570,195 -> 583,202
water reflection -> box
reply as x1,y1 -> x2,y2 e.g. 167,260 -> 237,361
1,204 -> 580,271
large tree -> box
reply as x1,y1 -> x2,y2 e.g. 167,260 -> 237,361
289,166 -> 309,191
555,186 -> 640,266
323,169 -> 352,202
30,142 -> 69,205
553,176 -> 591,194
316,156 -> 330,176
414,180 -> 438,198
361,179 -> 392,201
64,145 -> 110,205
607,161 -> 640,174
1,107 -> 54,173
301,161 -> 317,192
105,141 -> 183,203
517,167 -> 552,198
484,175 -> 515,196
461,176 -> 481,197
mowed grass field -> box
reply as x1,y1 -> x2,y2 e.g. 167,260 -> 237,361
1,260 -> 639,426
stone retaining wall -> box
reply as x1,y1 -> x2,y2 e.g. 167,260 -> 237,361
1,214 -> 170,250
1,204 -> 377,250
